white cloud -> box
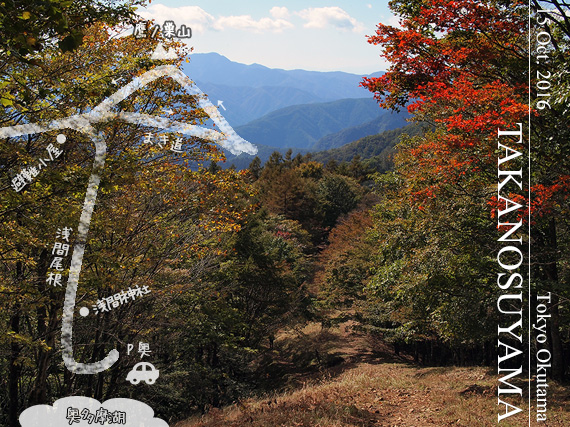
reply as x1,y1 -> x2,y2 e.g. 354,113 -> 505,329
137,4 -> 215,33
270,6 -> 290,19
297,7 -> 365,33
215,15 -> 293,33
367,4 -> 373,9
137,5 -> 293,34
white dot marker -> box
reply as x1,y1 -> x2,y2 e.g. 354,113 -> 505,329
56,134 -> 66,144
79,307 -> 89,317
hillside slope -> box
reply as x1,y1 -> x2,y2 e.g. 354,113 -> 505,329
175,323 -> 569,427
220,124 -> 425,172
195,82 -> 325,126
311,123 -> 427,173
234,98 -> 398,150
312,111 -> 411,151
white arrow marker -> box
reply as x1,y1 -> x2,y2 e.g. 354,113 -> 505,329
0,64 -> 256,375
217,100 -> 226,110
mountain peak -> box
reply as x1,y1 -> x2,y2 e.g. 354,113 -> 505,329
183,53 -> 381,97
181,53 -> 388,131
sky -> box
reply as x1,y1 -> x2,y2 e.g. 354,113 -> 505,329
135,1 -> 400,74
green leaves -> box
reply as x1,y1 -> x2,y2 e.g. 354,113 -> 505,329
0,0 -> 143,60
0,96 -> 13,107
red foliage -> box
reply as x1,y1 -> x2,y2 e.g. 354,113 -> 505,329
361,0 -> 527,110
362,0 -> 534,212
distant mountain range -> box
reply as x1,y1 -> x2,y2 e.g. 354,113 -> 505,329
191,82 -> 325,127
222,123 -> 427,172
183,53 -> 383,126
183,52 -> 413,167
312,111 -> 410,151
235,98 -> 403,150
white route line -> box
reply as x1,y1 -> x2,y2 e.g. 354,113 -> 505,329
0,65 -> 257,374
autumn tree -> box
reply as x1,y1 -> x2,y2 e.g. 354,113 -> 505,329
0,0 -> 146,108
255,153 -> 365,245
0,21 -> 256,424
360,0 -> 538,365
362,0 -> 570,376
315,200 -> 377,315
528,1 -> 570,379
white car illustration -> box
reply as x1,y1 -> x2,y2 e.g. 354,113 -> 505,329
127,362 -> 159,385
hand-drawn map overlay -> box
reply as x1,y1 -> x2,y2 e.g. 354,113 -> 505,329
0,47 -> 257,374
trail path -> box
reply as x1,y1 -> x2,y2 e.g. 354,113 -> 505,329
177,322 -> 570,427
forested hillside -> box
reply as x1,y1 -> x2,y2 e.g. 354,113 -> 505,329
311,123 -> 427,173
234,98 -> 396,150
311,111 -> 411,151
219,123 -> 424,172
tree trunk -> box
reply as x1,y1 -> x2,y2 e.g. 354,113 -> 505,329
29,249 -> 52,406
8,256 -> 24,427
9,309 -> 21,427
549,293 -> 565,379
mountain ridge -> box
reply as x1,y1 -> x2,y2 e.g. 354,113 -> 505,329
234,98 -> 389,150
195,81 -> 325,126
312,112 -> 411,151
184,53 -> 383,125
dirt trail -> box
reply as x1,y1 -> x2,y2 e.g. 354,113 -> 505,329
176,322 -> 570,427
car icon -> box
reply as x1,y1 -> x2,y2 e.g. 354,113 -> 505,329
126,362 -> 159,385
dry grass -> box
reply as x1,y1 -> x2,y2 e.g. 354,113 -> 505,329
174,323 -> 570,427
175,363 -> 570,427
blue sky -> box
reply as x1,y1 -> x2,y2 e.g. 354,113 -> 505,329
136,1 -> 399,73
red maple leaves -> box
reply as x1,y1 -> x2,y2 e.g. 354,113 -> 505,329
360,0 -> 563,220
